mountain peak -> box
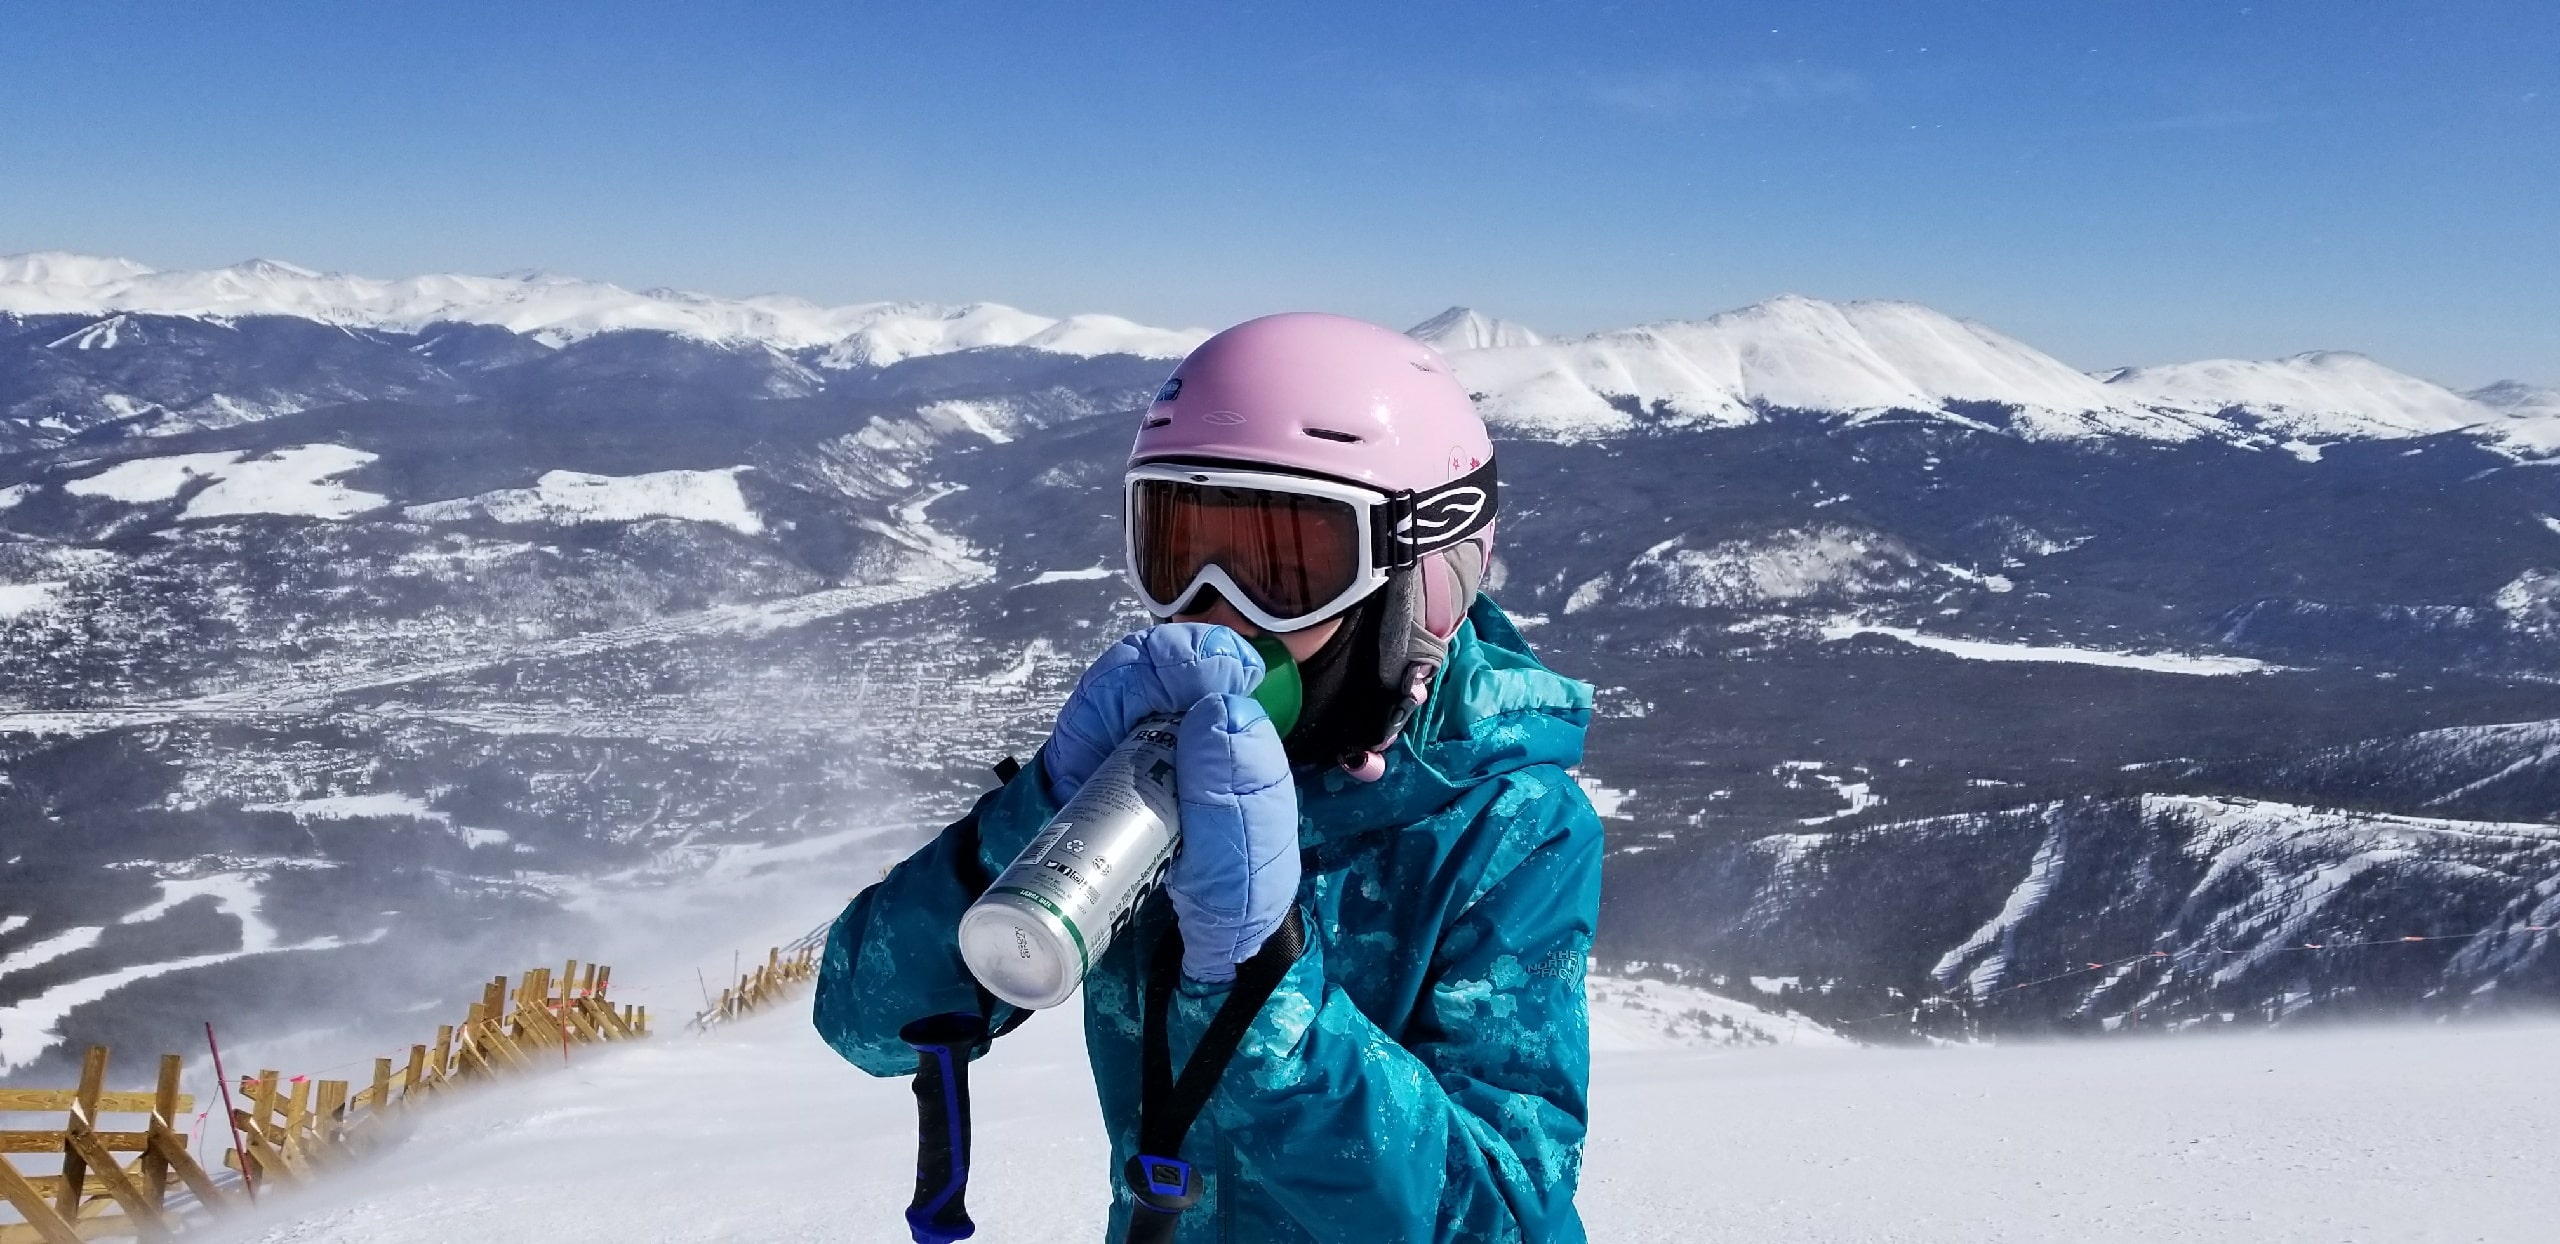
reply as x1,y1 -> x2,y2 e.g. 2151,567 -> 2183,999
1408,307 -> 1543,351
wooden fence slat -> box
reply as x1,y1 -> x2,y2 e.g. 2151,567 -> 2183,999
145,1123 -> 223,1209
62,1115 -> 169,1240
0,1091 -> 193,1115
140,1054 -> 179,1206
53,1046 -> 107,1220
0,1132 -> 151,1154
0,1157 -> 83,1244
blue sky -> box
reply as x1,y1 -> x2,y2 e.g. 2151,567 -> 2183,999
3,2 -> 2552,385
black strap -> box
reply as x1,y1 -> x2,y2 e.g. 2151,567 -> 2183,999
945,783 -> 1035,1040
1123,908 -> 1308,1241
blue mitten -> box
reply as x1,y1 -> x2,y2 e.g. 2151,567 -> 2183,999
1166,693 -> 1302,983
1042,624 -> 1263,805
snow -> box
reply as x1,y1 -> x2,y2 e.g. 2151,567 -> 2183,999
63,445 -> 387,520
118,872 -> 268,925
2470,381 -> 2560,455
0,916 -> 25,936
1936,829 -> 2070,995
0,926 -> 106,982
2101,351 -> 2499,443
0,484 -> 26,512
1407,306 -> 1545,351
1445,295 -> 2214,444
407,467 -> 763,535
1580,526 -> 1920,613
242,793 -> 451,824
0,870 -> 370,1071
1419,295 -> 2557,457
1824,620 -> 2281,675
0,581 -> 65,619
183,445 -> 386,520
0,251 -> 1206,361
63,450 -> 237,503
1021,564 -> 1118,586
202,984 -> 2560,1242
1574,775 -> 1634,819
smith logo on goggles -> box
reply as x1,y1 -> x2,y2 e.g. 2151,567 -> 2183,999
1124,457 -> 1499,633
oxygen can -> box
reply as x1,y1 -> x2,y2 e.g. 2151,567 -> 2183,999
959,717 -> 1182,1010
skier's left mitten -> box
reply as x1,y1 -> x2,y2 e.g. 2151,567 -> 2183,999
1165,692 -> 1301,983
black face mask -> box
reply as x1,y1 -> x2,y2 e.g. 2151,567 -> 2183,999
1281,592 -> 1404,770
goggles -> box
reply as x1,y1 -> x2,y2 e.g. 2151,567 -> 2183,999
1123,458 -> 1498,633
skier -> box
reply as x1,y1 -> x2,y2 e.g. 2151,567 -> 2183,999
815,312 -> 1602,1242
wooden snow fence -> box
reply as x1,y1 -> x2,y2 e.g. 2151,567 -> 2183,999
218,959 -> 647,1191
0,958 -> 649,1241
690,932 -> 825,1031
0,1047 -> 222,1244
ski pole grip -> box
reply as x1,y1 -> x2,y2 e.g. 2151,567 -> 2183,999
901,1012 -> 988,1244
1121,1154 -> 1199,1244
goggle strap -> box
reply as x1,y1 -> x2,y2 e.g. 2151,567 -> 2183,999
1375,457 -> 1499,568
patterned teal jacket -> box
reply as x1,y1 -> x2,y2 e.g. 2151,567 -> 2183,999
815,597 -> 1602,1242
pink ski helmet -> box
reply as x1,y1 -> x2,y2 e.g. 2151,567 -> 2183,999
1129,312 -> 1498,776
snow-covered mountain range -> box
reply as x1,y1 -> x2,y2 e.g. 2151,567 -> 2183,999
3,253 -> 2556,1080
4,252 -> 2551,456
0,252 -> 1205,364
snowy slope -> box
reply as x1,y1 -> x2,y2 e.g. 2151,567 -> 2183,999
2100,351 -> 2500,443
1437,296 -> 2223,443
0,252 -> 1206,361
406,468 -> 764,535
1427,296 -> 2557,454
203,996 -> 2560,1243
63,445 -> 388,520
2469,380 -> 2560,455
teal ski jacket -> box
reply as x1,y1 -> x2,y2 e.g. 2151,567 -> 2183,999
815,597 -> 1602,1242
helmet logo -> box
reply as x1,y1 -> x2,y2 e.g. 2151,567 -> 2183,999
1155,377 -> 1183,403
1202,409 -> 1248,426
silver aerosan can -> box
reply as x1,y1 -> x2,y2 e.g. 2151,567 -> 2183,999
959,717 -> 1182,1010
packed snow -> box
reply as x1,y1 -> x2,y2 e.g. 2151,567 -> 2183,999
199,982 -> 2560,1242
0,252 -> 1204,361
63,445 -> 388,520
1823,620 -> 2281,675
406,467 -> 764,535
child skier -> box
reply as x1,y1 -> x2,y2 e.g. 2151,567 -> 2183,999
815,312 -> 1602,1242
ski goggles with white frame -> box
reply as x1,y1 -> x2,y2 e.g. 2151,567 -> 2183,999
1123,458 -> 1498,632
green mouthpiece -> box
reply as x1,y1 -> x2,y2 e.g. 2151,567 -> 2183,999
1248,635 -> 1303,738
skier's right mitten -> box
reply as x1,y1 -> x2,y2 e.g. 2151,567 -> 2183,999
1038,624 -> 1264,805
1165,693 -> 1301,984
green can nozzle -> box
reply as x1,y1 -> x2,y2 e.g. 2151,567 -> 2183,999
1248,635 -> 1303,738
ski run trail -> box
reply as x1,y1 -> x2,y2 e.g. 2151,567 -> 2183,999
205,987 -> 2555,1242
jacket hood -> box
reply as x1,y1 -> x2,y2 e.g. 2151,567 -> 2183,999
1300,595 -> 1593,840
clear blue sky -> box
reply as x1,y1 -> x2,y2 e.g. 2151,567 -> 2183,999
3,2 -> 2552,385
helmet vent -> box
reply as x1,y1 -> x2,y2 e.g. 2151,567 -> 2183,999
1143,416 -> 1173,428
1303,428 -> 1363,443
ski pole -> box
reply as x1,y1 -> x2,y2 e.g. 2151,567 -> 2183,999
899,1012 -> 987,1244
